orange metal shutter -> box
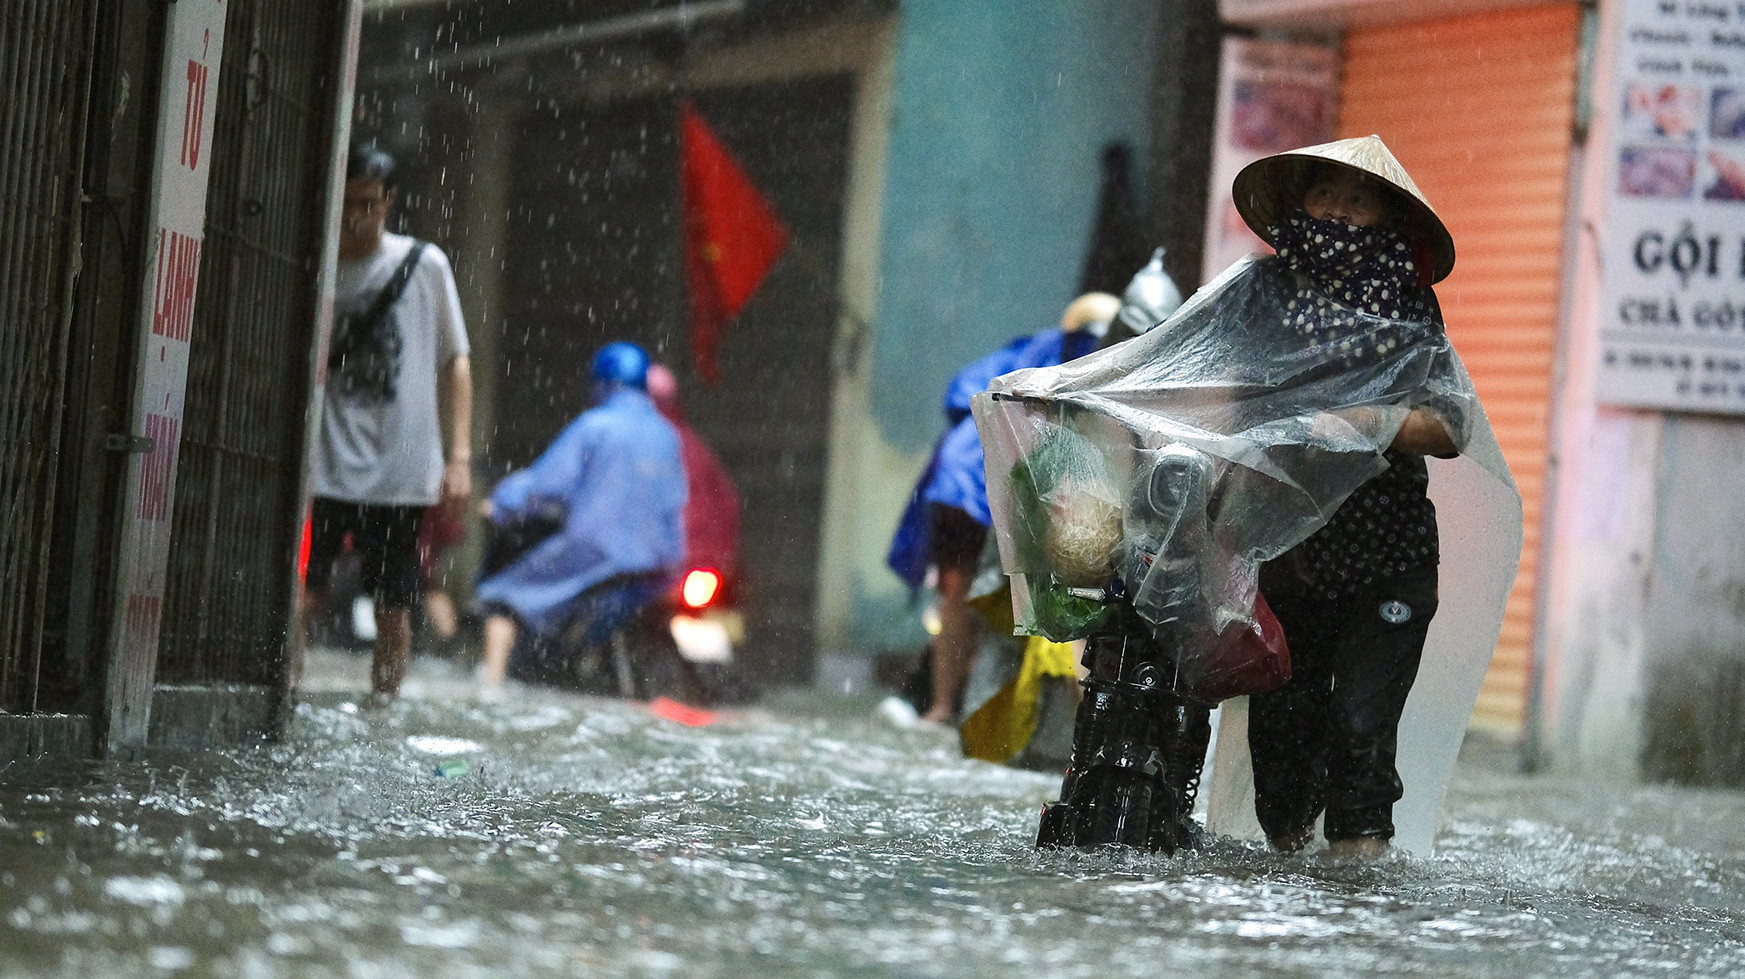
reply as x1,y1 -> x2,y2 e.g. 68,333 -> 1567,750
1337,3 -> 1581,735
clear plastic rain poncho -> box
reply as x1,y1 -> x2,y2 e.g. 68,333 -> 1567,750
972,252 -> 1515,686
973,250 -> 1523,855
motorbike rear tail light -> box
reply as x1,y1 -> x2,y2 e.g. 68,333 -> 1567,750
680,567 -> 722,610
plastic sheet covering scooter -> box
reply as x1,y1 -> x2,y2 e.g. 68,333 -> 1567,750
972,254 -> 1522,854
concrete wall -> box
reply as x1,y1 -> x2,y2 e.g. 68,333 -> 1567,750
1632,418 -> 1745,785
814,0 -> 1162,652
1538,0 -> 1745,786
1542,407 -> 1745,784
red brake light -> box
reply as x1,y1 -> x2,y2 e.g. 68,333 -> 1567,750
680,568 -> 722,610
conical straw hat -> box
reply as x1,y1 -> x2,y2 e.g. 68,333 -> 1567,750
1232,134 -> 1455,284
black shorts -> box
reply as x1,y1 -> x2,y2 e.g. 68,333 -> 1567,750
305,497 -> 425,610
928,503 -> 987,578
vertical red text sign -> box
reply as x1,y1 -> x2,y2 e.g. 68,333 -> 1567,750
151,228 -> 200,342
125,594 -> 163,649
138,413 -> 180,522
180,58 -> 208,170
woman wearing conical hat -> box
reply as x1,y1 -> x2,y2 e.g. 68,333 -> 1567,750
975,135 -> 1521,860
1232,136 -> 1468,861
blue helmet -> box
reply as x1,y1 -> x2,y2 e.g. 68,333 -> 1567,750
590,341 -> 651,390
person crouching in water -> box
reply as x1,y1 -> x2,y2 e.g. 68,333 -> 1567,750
1232,139 -> 1467,861
473,341 -> 687,692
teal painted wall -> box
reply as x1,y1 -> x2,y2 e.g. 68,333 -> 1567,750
872,0 -> 1161,452
838,1 -> 1162,651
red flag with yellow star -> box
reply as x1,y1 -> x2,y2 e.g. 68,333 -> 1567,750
680,100 -> 789,384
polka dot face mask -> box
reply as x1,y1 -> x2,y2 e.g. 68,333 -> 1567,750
1267,209 -> 1439,350
1270,209 -> 1430,317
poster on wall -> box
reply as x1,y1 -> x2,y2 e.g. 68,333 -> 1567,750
1597,0 -> 1745,413
1201,37 -> 1341,283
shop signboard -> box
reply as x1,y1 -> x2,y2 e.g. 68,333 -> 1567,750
1201,36 -> 1341,283
1597,0 -> 1745,413
106,0 -> 228,750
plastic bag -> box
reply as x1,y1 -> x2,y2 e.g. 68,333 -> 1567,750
973,256 -> 1485,683
1192,591 -> 1290,700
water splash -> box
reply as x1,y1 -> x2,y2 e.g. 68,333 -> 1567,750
1,650 -> 1742,977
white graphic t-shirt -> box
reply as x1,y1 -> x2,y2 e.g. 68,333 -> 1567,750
315,232 -> 469,506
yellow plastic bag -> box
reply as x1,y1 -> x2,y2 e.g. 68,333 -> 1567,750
960,635 -> 1079,763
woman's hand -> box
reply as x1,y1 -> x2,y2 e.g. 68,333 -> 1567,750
1389,406 -> 1457,457
1309,406 -> 1456,457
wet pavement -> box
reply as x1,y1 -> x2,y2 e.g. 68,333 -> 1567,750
3,647 -> 1743,978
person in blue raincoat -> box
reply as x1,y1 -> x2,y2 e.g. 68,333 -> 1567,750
473,342 -> 687,690
887,293 -> 1121,724
886,252 -> 1185,592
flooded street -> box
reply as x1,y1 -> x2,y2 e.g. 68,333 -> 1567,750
3,649 -> 1744,978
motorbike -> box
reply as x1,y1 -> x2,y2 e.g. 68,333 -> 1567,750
1028,442 -> 1288,854
664,565 -> 749,698
1032,595 -> 1217,853
533,564 -> 748,706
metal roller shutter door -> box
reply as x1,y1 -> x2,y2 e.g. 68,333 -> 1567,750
1337,3 -> 1582,735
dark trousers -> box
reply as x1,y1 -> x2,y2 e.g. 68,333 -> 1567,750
1247,563 -> 1439,842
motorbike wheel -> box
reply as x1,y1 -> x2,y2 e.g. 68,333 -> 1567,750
1036,800 -> 1074,849
1149,702 -> 1211,853
1077,766 -> 1157,850
608,630 -> 639,699
562,638 -> 616,695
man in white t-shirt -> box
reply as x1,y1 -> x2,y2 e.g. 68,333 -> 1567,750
303,145 -> 473,705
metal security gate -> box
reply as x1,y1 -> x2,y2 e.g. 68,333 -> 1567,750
0,1 -> 102,719
3,0 -> 355,758
152,0 -> 352,738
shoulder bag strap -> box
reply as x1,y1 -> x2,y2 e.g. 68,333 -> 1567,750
356,239 -> 428,331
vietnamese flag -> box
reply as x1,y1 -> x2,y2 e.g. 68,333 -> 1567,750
680,100 -> 788,384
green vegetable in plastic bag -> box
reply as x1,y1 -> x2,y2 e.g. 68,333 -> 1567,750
1006,428 -> 1120,639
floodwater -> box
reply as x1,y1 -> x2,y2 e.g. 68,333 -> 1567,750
3,650 -> 1743,978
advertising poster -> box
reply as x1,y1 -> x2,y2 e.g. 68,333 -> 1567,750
1597,0 -> 1745,413
1201,37 -> 1341,283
